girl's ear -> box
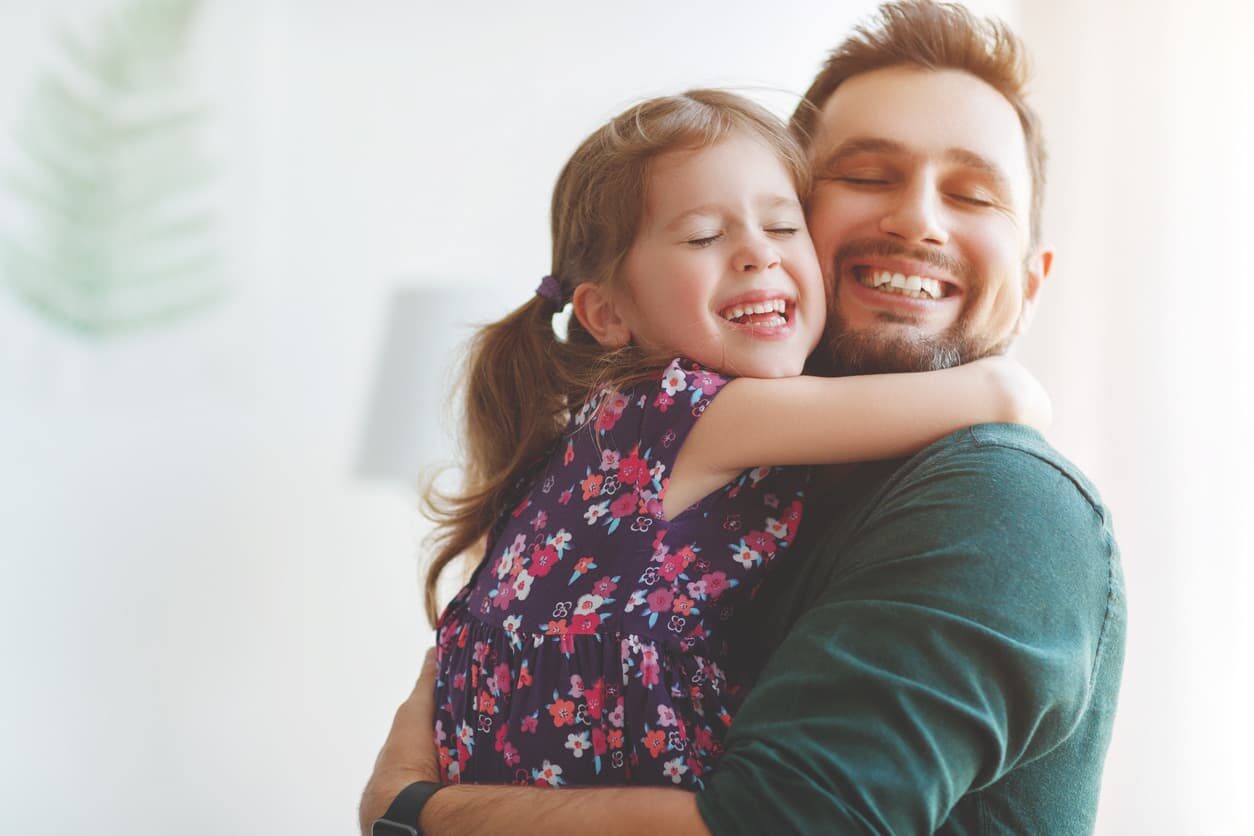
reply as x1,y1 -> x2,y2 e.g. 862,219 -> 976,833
572,282 -> 632,348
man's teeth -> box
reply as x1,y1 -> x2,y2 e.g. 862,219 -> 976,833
720,298 -> 787,323
858,269 -> 944,300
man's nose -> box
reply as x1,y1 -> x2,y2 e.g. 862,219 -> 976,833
879,178 -> 949,246
733,233 -> 781,273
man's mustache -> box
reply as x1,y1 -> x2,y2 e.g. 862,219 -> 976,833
831,239 -> 974,287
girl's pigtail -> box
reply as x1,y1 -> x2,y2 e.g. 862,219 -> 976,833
421,293 -> 568,626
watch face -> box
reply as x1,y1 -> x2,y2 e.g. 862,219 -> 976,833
372,820 -> 418,836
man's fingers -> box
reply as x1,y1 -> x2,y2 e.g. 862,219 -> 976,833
417,646 -> 436,690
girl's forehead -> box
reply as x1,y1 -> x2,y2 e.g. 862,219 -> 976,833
641,135 -> 803,222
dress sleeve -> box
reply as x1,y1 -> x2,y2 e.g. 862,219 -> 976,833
695,432 -> 1124,834
592,358 -> 732,520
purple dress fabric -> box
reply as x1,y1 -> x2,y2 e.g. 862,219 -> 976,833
433,358 -> 808,790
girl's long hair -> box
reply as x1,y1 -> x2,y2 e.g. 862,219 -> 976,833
421,89 -> 810,625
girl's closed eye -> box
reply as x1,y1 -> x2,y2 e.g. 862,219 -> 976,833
686,233 -> 723,248
766,225 -> 800,237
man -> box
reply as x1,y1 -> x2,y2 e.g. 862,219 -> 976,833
362,2 -> 1125,833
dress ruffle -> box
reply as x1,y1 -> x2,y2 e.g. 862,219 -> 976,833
435,601 -> 739,789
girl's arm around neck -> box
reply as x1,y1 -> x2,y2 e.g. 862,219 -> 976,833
662,356 -> 1050,518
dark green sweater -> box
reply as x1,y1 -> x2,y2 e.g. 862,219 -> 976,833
696,424 -> 1125,835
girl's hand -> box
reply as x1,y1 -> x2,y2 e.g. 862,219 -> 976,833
973,355 -> 1053,432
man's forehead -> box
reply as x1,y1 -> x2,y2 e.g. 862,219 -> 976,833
812,66 -> 1030,182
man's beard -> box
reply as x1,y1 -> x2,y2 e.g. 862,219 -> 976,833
817,238 -> 1013,376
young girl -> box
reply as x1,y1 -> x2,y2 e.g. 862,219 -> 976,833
425,90 -> 1045,790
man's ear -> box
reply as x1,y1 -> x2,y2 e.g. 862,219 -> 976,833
1016,245 -> 1054,336
572,282 -> 631,348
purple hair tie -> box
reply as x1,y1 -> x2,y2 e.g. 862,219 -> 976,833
535,274 -> 564,305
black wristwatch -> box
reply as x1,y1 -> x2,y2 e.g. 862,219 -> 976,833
372,780 -> 443,836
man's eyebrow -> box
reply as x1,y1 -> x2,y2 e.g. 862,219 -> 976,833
944,147 -> 1013,193
817,136 -> 1013,193
816,136 -> 908,169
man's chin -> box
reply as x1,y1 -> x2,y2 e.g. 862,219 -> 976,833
820,327 -> 993,376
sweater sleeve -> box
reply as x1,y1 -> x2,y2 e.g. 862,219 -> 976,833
696,429 -> 1120,834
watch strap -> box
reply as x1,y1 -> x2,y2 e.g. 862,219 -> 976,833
372,780 -> 442,836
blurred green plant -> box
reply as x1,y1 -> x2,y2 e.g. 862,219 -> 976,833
2,0 -> 225,338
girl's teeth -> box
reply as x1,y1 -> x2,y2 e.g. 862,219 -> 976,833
720,298 -> 787,321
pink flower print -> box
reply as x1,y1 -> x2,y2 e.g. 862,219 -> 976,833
565,731 -> 592,758
657,704 -> 678,727
703,571 -> 730,598
763,492 -> 779,509
534,760 -> 564,787
494,663 -> 513,695
610,492 -> 638,519
689,369 -> 725,396
592,727 -> 609,756
563,439 -> 575,466
618,447 -> 650,488
530,510 -> 548,531
591,576 -> 618,597
435,719 -> 447,746
744,530 -> 776,556
584,500 -> 609,525
594,396 -> 626,432
662,757 -> 689,784
559,487 -> 573,505
529,544 -> 560,577
640,657 -> 661,687
511,571 -> 535,601
659,552 -> 686,582
585,679 -> 605,719
502,742 -> 520,767
608,703 -> 625,729
673,594 -> 695,616
661,361 -> 688,396
686,578 -> 708,599
491,581 -> 516,610
508,534 -> 527,558
694,725 -> 714,753
569,675 -> 586,698
781,500 -> 803,544
653,391 -> 674,412
570,613 -> 599,634
646,587 -> 674,614
599,448 -> 621,472
520,713 -> 539,734
494,552 -> 513,580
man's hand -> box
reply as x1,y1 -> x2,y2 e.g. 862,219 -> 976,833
359,648 -> 440,835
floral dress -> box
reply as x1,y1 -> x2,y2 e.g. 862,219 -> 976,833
433,358 -> 807,790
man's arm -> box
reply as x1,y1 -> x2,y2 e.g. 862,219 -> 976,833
697,428 -> 1120,833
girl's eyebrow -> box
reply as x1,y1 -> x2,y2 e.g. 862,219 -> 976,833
662,195 -> 803,232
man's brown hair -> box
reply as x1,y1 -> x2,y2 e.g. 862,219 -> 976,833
792,0 -> 1046,246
